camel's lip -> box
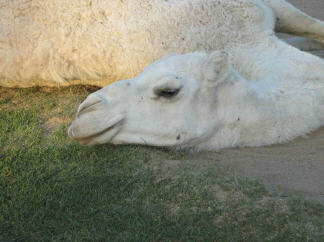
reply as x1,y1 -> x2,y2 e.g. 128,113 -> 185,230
68,115 -> 124,145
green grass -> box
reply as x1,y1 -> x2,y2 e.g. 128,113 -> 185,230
0,86 -> 323,241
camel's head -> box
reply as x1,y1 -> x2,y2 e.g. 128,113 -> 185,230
68,51 -> 232,149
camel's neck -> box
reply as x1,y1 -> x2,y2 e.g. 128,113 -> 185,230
202,71 -> 324,150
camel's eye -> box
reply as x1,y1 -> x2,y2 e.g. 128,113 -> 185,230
156,88 -> 180,98
152,76 -> 183,99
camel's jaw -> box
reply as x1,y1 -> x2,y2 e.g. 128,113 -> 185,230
68,115 -> 124,145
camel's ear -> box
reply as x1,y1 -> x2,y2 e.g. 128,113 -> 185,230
203,51 -> 230,87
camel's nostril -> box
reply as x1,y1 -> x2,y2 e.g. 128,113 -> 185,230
77,94 -> 105,117
78,100 -> 102,115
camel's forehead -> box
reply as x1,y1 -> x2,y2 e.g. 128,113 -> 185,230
136,52 -> 206,84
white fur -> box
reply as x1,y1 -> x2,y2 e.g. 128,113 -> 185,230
1,0 -> 324,87
68,46 -> 324,150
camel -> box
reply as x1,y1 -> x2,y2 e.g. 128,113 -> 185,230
67,1 -> 324,150
0,0 -> 324,87
68,48 -> 324,150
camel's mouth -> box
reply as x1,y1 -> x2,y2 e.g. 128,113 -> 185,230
68,115 -> 124,145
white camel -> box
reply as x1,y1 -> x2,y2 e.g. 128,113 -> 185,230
68,49 -> 324,150
0,0 -> 323,87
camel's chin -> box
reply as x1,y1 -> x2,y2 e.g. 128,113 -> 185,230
73,136 -> 95,146
69,124 -> 121,146
68,116 -> 124,145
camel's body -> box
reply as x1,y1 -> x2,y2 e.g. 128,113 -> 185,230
0,0 -> 324,87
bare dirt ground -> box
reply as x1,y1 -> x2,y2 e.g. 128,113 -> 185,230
193,0 -> 324,203
192,128 -> 324,203
279,0 -> 324,58
288,0 -> 324,20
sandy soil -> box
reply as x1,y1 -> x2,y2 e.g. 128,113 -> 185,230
279,0 -> 324,58
193,0 -> 324,203
192,128 -> 324,203
287,0 -> 324,20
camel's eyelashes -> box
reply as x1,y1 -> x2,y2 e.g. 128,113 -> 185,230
155,88 -> 180,98
158,88 -> 180,98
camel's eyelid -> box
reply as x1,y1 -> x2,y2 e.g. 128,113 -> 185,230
152,76 -> 183,99
155,87 -> 181,98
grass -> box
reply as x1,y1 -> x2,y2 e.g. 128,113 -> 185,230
0,86 -> 323,241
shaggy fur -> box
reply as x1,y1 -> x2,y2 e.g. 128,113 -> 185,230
0,0 -> 323,87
